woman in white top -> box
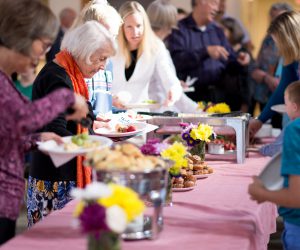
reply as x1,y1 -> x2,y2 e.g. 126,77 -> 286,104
147,0 -> 199,113
111,1 -> 182,107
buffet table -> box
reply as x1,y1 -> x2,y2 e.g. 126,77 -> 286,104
1,152 -> 277,250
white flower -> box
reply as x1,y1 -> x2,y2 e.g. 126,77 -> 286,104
106,205 -> 127,233
71,182 -> 112,200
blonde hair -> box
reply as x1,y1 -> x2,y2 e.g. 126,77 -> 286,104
118,1 -> 157,68
61,21 -> 116,64
285,80 -> 300,106
72,0 -> 122,37
268,11 -> 300,65
147,0 -> 177,32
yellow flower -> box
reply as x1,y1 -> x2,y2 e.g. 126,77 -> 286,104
73,201 -> 85,217
99,184 -> 145,222
197,101 -> 206,110
161,142 -> 188,172
206,103 -> 231,114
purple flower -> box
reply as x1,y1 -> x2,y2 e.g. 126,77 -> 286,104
146,138 -> 161,145
141,143 -> 157,155
79,203 -> 108,235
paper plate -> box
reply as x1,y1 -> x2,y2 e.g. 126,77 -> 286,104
94,122 -> 147,138
259,152 -> 284,191
37,135 -> 113,155
271,104 -> 286,114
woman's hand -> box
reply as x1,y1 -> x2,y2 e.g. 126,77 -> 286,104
40,132 -> 63,144
66,94 -> 89,121
93,120 -> 111,131
249,118 -> 263,140
112,95 -> 126,109
248,176 -> 267,204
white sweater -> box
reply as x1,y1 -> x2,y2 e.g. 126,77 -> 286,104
111,38 -> 182,104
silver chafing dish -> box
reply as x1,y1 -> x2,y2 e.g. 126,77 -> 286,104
147,112 -> 251,164
95,165 -> 169,240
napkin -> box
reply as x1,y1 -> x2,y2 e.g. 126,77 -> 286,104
38,140 -> 77,168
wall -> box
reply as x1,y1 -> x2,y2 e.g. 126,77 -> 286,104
48,0 -> 81,17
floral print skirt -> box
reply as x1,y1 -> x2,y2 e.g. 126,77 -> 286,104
27,176 -> 76,227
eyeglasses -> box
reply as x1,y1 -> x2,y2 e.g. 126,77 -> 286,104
38,38 -> 52,54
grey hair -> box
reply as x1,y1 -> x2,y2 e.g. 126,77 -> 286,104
147,0 -> 177,31
271,2 -> 292,12
61,21 -> 116,64
0,0 -> 58,56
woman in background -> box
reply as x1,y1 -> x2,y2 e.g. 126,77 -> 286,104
111,1 -> 182,108
27,21 -> 116,227
147,0 -> 199,113
0,0 -> 88,244
249,11 -> 300,137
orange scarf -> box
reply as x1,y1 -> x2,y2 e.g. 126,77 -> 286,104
55,50 -> 92,188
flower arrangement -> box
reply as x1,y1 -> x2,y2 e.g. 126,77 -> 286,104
160,142 -> 188,176
140,138 -> 169,156
71,182 -> 145,250
197,101 -> 231,113
181,123 -> 215,161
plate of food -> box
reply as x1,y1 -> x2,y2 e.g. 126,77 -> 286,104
172,186 -> 195,192
125,100 -> 162,109
271,104 -> 286,114
259,152 -> 284,191
94,122 -> 147,138
38,134 -> 113,155
124,110 -> 153,122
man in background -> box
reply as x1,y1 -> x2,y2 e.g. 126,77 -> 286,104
46,8 -> 77,62
167,0 -> 249,103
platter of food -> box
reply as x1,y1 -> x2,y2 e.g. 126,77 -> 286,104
94,122 -> 147,138
38,134 -> 112,155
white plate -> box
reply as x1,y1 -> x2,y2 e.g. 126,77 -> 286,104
94,122 -> 147,138
125,102 -> 162,109
38,135 -> 113,155
172,186 -> 195,192
259,152 -> 284,191
271,104 -> 286,114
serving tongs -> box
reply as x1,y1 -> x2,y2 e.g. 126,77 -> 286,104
66,108 -> 92,128
209,111 -> 245,118
137,110 -> 178,117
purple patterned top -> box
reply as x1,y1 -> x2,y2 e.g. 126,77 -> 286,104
0,70 -> 74,220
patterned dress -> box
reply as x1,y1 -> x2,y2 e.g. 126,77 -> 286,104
0,70 -> 74,221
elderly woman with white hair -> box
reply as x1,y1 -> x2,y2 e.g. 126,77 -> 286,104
27,21 -> 116,227
72,0 -> 123,119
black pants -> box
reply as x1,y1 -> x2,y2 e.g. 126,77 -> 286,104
0,218 -> 16,245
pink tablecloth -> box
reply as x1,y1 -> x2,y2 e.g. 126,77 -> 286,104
1,152 -> 277,250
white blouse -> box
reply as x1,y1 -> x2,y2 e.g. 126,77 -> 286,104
111,38 -> 182,104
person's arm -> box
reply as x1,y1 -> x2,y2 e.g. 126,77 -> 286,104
167,27 -> 209,72
155,41 -> 182,105
248,176 -> 300,207
258,61 -> 299,123
249,122 -> 300,207
12,88 -> 75,137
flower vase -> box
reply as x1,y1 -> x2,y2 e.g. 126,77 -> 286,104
190,141 -> 206,161
88,232 -> 120,250
165,174 -> 173,206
